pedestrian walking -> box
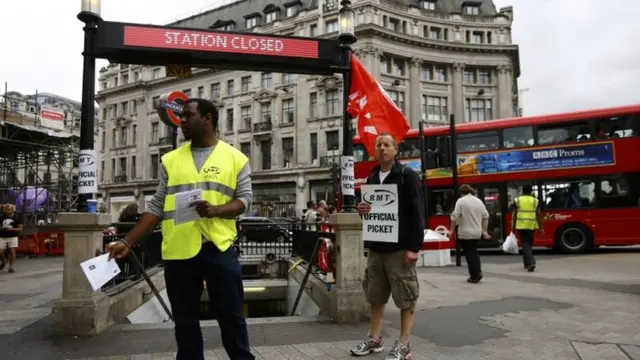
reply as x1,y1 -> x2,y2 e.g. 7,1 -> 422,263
0,203 -> 22,273
511,184 -> 543,272
449,185 -> 489,283
351,133 -> 425,360
108,98 -> 254,360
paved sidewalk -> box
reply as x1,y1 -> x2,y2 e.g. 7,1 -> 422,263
1,252 -> 639,359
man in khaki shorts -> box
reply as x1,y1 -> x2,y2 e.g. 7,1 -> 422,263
351,133 -> 426,360
0,204 -> 22,273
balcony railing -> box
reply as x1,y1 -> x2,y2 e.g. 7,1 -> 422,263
114,175 -> 127,183
253,121 -> 273,133
319,154 -> 339,167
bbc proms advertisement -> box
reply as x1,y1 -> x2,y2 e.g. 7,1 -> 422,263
399,142 -> 615,179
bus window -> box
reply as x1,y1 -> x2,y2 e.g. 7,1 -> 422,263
538,122 -> 590,145
507,181 -> 539,210
598,173 -> 639,208
398,138 -> 421,159
457,131 -> 499,153
503,127 -> 534,148
354,143 -> 369,162
539,179 -> 595,210
595,115 -> 638,139
428,187 -> 455,216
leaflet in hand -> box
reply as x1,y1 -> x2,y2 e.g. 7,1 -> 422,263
80,253 -> 121,291
174,189 -> 203,224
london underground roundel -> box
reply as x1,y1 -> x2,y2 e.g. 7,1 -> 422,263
155,91 -> 189,127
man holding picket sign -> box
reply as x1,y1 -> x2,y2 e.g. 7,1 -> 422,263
347,55 -> 425,360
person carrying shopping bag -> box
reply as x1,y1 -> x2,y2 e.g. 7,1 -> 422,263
511,185 -> 544,272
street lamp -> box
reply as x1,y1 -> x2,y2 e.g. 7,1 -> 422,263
77,0 -> 102,212
338,0 -> 357,212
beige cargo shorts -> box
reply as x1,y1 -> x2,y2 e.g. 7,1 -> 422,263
363,250 -> 419,312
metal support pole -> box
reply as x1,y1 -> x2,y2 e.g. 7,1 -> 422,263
449,114 -> 461,267
340,44 -> 356,212
418,121 -> 429,229
171,126 -> 178,150
76,14 -> 99,212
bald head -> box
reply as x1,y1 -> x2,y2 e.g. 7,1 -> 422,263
374,133 -> 398,165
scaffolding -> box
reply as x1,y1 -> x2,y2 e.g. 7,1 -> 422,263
0,122 -> 79,231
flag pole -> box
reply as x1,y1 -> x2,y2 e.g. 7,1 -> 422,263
418,121 -> 429,229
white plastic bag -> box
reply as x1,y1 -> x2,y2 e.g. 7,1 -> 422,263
502,232 -> 520,254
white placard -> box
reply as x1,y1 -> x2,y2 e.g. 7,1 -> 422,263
340,156 -> 355,196
174,189 -> 202,225
78,149 -> 97,194
361,184 -> 399,243
80,253 -> 121,291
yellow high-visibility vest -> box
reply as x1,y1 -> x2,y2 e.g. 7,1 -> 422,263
514,195 -> 539,230
160,141 -> 248,260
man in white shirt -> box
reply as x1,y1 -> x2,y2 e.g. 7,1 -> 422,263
450,184 -> 489,283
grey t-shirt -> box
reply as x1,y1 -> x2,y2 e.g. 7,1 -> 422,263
144,145 -> 252,219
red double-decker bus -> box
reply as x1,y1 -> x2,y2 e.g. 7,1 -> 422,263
352,105 -> 640,253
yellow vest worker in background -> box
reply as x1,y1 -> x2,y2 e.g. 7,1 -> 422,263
511,184 -> 544,273
109,99 -> 255,360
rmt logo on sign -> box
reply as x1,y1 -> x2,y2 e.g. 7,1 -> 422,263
362,189 -> 396,206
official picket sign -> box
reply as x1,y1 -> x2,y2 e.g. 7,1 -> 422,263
361,184 -> 399,243
340,156 -> 355,196
78,149 -> 98,194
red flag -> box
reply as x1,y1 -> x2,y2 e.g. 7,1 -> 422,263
347,55 -> 410,158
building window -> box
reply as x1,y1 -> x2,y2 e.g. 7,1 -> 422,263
261,140 -> 271,170
380,55 -> 406,76
465,99 -> 492,122
241,76 -> 251,92
386,90 -> 405,113
132,124 -> 137,143
463,5 -> 479,15
131,156 -> 137,179
220,23 -> 235,31
265,11 -> 277,23
282,73 -> 296,84
150,154 -> 159,179
100,161 -> 104,182
151,96 -> 160,110
310,133 -> 318,163
421,0 -> 436,10
326,20 -> 338,33
309,92 -> 318,118
227,80 -> 234,95
326,90 -> 339,115
183,89 -> 192,97
152,68 -> 161,79
245,16 -> 258,28
423,95 -> 448,122
240,142 -> 251,157
309,24 -> 317,36
282,137 -> 294,168
241,106 -> 251,129
478,69 -> 491,84
210,83 -> 220,99
197,86 -> 205,98
429,27 -> 442,39
101,131 -> 105,151
261,73 -> 272,88
111,129 -> 116,146
463,70 -> 476,83
282,99 -> 294,123
226,108 -> 234,132
131,100 -> 137,114
120,127 -> 128,146
119,157 -> 127,177
120,101 -> 128,115
151,122 -> 159,143
326,130 -> 339,151
260,102 -> 272,122
111,159 -> 115,181
286,5 -> 299,17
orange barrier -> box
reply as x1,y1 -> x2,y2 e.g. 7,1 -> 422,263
16,232 -> 65,256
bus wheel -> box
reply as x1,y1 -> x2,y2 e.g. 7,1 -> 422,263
554,223 -> 593,254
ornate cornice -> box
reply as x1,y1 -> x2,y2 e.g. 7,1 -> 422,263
252,89 -> 278,102
315,75 -> 342,90
452,63 -> 465,72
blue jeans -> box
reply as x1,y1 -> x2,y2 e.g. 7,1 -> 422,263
164,242 -> 254,360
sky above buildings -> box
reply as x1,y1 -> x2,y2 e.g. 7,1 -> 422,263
0,0 -> 638,116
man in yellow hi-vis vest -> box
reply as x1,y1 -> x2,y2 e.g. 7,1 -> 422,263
109,99 -> 254,360
511,185 -> 544,273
